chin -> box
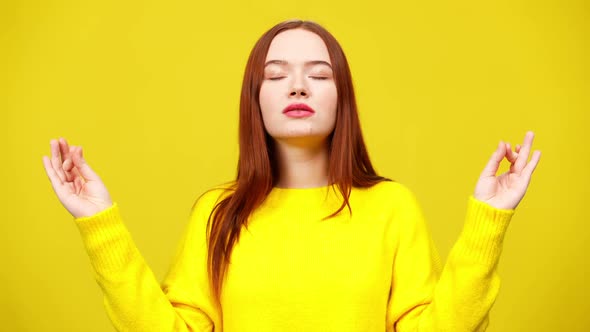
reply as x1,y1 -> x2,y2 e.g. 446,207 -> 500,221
272,130 -> 332,145
284,122 -> 314,136
266,123 -> 334,141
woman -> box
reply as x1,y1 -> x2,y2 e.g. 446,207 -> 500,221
42,20 -> 541,332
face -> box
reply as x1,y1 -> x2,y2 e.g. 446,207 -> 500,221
259,29 -> 338,143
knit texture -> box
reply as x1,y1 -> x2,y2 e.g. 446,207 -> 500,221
74,181 -> 514,332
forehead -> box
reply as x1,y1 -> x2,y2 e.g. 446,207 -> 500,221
265,29 -> 331,64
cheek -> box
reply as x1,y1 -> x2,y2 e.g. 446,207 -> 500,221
325,86 -> 338,127
316,82 -> 337,104
320,85 -> 338,117
258,84 -> 270,110
258,84 -> 281,130
258,84 -> 275,120
259,83 -> 284,109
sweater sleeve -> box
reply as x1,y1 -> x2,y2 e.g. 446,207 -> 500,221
74,192 -> 222,332
386,186 -> 514,332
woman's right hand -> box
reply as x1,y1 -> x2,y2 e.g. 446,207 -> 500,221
42,138 -> 113,219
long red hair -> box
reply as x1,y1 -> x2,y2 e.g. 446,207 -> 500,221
202,19 -> 392,308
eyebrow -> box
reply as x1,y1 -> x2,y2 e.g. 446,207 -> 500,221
264,60 -> 332,69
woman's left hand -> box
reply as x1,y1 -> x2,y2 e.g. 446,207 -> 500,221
474,131 -> 542,210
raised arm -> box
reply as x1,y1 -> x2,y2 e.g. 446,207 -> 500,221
387,131 -> 541,332
42,138 -> 219,331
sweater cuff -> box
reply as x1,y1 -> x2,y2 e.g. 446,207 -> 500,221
455,196 -> 515,267
74,203 -> 138,273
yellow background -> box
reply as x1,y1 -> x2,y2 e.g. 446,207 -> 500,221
1,0 -> 588,330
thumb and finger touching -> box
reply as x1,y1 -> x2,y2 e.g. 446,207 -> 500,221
480,141 -> 506,178
505,142 -> 518,164
483,132 -> 541,178
44,139 -> 98,195
59,139 -> 75,182
72,146 -> 100,182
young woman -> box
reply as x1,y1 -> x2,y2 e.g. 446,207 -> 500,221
42,20 -> 541,332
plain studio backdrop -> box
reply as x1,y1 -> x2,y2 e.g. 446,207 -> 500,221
1,0 -> 587,331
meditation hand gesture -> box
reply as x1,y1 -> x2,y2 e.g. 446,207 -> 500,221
474,131 -> 541,210
42,138 -> 113,218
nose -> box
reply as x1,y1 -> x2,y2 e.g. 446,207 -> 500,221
288,74 -> 309,98
289,87 -> 307,97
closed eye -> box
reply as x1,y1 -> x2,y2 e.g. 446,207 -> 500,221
267,76 -> 329,81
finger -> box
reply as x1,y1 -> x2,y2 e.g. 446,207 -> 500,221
50,139 -> 67,183
63,146 -> 78,182
505,142 -> 518,164
523,150 -> 541,179
69,147 -> 86,184
59,138 -> 71,163
42,155 -> 69,199
72,146 -> 100,182
60,139 -> 77,182
515,144 -> 521,153
73,174 -> 84,193
63,158 -> 73,172
63,145 -> 79,172
63,159 -> 84,185
480,141 -> 506,178
514,131 -> 535,172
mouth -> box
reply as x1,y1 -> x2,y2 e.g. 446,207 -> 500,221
282,103 -> 315,118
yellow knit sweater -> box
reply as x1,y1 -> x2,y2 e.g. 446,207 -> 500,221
74,180 -> 514,332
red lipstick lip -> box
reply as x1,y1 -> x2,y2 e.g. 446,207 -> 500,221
282,103 -> 315,114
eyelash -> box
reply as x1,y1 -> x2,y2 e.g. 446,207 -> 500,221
268,76 -> 328,81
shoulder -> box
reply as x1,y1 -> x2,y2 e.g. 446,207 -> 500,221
361,181 -> 430,242
182,181 -> 236,236
353,180 -> 425,223
358,180 -> 418,205
190,181 -> 236,216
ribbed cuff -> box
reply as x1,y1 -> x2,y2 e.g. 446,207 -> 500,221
74,203 -> 138,273
455,196 -> 515,267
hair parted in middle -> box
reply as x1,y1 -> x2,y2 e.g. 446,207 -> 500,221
197,19 -> 392,307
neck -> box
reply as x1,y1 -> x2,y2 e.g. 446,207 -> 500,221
273,138 -> 330,189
